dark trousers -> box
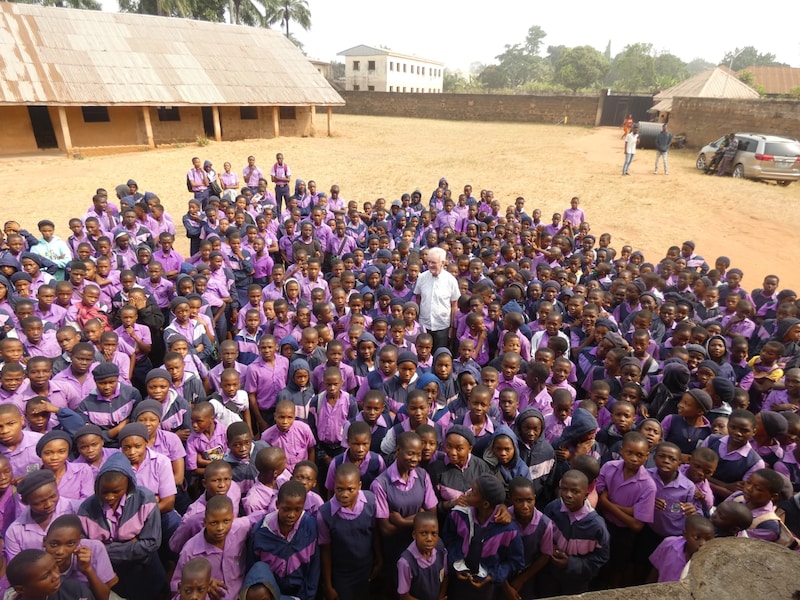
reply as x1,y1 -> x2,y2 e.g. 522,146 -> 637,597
275,184 -> 290,215
430,328 -> 451,352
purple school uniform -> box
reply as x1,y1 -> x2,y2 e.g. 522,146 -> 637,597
371,463 -> 437,519
701,435 -> 765,483
23,331 -> 62,359
311,392 -> 357,445
54,461 -> 96,501
59,538 -> 116,587
171,516 -> 259,600
183,482 -> 242,522
152,250 -> 184,275
0,487 -> 17,538
133,448 -> 178,499
5,497 -> 79,561
544,414 -> 571,443
511,505 -> 556,562
185,421 -> 228,471
261,421 -> 316,473
317,491 -> 377,598
208,361 -> 247,393
324,451 -> 385,493
647,468 -> 696,536
649,535 -> 688,582
1,430 -> 43,479
311,361 -> 358,393
142,277 -> 175,309
243,476 -> 289,516
397,540 -> 447,599
595,460 -> 656,528
150,428 -> 186,463
22,380 -> 83,411
243,356 -> 289,411
52,368 -> 99,403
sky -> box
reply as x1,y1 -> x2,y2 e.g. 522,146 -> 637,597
97,0 -> 800,72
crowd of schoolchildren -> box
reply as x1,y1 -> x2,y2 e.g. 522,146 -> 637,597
0,152 -> 799,600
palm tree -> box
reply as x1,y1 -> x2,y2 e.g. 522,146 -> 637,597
264,0 -> 310,37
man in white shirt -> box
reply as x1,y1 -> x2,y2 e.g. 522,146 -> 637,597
622,124 -> 639,176
413,247 -> 460,351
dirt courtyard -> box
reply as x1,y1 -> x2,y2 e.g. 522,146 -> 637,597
2,114 -> 798,289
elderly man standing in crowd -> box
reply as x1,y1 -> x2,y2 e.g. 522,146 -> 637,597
414,247 -> 461,351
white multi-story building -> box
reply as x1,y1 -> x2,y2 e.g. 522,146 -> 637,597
337,45 -> 444,93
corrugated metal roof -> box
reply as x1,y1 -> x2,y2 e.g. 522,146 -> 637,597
651,67 -> 760,112
736,66 -> 800,95
0,2 -> 344,106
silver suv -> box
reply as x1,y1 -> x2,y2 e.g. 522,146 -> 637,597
695,133 -> 800,186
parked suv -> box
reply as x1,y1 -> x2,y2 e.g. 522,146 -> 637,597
696,133 -> 800,186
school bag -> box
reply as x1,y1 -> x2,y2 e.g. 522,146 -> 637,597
732,494 -> 800,550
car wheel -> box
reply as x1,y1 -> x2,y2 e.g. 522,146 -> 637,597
696,154 -> 707,170
776,180 -> 793,187
732,164 -> 745,179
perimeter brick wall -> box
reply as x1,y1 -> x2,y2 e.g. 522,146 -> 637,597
668,97 -> 800,149
334,91 -> 601,126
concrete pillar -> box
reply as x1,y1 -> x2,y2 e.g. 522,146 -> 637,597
272,106 -> 280,138
212,106 -> 222,142
57,107 -> 73,157
142,106 -> 155,148
595,89 -> 608,127
327,106 -> 332,137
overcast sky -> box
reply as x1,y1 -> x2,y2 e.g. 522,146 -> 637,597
294,0 -> 800,71
97,0 -> 800,71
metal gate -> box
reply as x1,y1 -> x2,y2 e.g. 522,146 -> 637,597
600,94 -> 654,126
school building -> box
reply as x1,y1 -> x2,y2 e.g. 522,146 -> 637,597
0,2 -> 344,157
337,45 -> 444,93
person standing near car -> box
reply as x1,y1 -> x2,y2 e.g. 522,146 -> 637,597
654,124 -> 673,175
622,124 -> 639,176
716,133 -> 739,176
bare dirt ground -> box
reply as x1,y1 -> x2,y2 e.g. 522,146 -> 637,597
2,114 -> 798,289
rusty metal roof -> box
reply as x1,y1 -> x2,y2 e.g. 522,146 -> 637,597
736,66 -> 800,96
0,2 -> 344,106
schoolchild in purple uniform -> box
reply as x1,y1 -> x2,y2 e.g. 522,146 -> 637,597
442,474 -> 524,600
243,335 -> 289,431
727,468 -> 786,542
346,390 -> 391,456
261,399 -> 316,474
171,495 -> 258,600
5,469 -> 80,563
701,409 -> 765,503
77,362 -> 142,448
143,368 -> 192,442
186,402 -> 228,478
6,549 -> 96,600
43,514 -> 119,600
207,340 -> 246,394
507,476 -> 555,598
317,462 -> 380,600
163,349 -> 207,407
325,422 -> 385,497
427,426 -> 491,518
539,469 -> 610,596
660,388 -> 713,460
243,447 -> 290,516
596,431 -> 657,587
221,422 -> 267,495
0,455 -> 17,534
35,430 -> 94,502
132,400 -> 186,493
78,453 -> 163,598
251,481 -> 320,600
640,442 -> 698,567
648,514 -> 714,583
0,402 -> 43,479
233,309 -> 263,365
396,511 -> 447,600
309,367 -> 358,473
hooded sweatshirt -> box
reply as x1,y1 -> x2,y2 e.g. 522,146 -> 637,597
77,453 -> 162,565
483,425 -> 531,489
276,358 -> 314,421
515,408 -> 556,488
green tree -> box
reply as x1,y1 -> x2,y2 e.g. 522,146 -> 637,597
610,43 -> 656,92
264,0 -> 310,37
721,46 -> 787,70
654,52 -> 688,88
546,44 -> 567,69
554,45 -> 609,92
789,86 -> 800,99
118,0 -> 190,17
495,43 -> 534,87
686,57 -> 715,75
524,25 -> 547,56
478,65 -> 508,90
737,70 -> 755,86
443,68 -> 467,93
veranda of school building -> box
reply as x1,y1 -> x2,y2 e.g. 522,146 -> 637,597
0,2 -> 344,157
